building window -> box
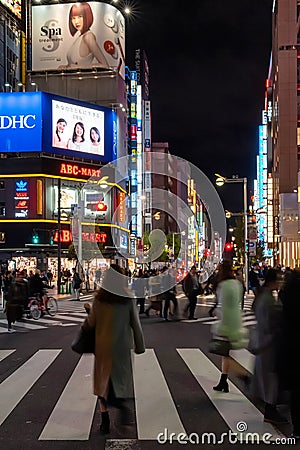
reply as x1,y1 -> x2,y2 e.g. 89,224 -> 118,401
0,202 -> 5,216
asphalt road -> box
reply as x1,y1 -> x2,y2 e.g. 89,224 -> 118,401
0,292 -> 296,450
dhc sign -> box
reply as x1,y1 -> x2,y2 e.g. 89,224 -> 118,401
0,91 -> 115,161
0,92 -> 42,152
0,115 -> 36,129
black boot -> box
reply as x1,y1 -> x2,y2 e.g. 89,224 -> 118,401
100,411 -> 110,435
213,374 -> 229,392
264,404 -> 288,424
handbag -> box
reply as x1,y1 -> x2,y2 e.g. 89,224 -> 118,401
71,319 -> 95,354
247,326 -> 260,355
209,335 -> 232,356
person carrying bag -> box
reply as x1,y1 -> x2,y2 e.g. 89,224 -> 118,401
72,264 -> 145,435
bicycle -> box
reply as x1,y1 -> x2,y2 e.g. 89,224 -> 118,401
27,290 -> 58,320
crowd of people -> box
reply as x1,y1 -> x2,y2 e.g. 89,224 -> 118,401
2,259 -> 300,440
209,260 -> 300,441
0,268 -> 54,332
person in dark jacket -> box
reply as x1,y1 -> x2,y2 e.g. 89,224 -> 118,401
249,263 -> 261,298
162,267 -> 178,321
6,271 -> 29,332
251,269 -> 287,424
132,269 -> 147,314
28,269 -> 45,297
182,266 -> 199,320
278,269 -> 300,440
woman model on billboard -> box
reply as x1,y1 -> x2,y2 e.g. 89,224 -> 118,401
90,126 -> 102,153
58,2 -> 109,70
53,118 -> 68,149
68,122 -> 88,151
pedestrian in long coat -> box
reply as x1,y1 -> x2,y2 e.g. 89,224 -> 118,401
278,269 -> 300,439
251,268 -> 286,424
86,264 -> 145,435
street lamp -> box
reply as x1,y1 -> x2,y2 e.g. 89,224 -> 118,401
215,173 -> 248,293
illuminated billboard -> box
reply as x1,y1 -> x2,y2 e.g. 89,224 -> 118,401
0,93 -> 43,152
52,100 -> 105,156
31,2 -> 125,79
0,92 -> 117,162
1,0 -> 21,20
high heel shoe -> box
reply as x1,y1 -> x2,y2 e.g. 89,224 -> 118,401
213,374 -> 229,392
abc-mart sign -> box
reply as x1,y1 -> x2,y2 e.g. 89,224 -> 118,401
0,92 -> 116,162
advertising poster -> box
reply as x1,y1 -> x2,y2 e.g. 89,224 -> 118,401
52,99 -> 105,156
31,2 -> 126,79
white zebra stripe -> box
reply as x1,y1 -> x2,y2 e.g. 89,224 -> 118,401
39,354 -> 96,441
177,348 -> 284,442
0,349 -> 61,426
132,349 -> 186,440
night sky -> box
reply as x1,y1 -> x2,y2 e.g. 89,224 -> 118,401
126,0 -> 273,212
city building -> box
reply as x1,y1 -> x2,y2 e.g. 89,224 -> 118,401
258,0 -> 300,267
0,2 -> 131,281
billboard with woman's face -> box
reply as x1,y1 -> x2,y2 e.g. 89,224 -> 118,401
52,100 -> 105,156
31,2 -> 126,79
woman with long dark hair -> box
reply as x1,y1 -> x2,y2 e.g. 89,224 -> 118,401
53,118 -> 68,148
86,264 -> 145,435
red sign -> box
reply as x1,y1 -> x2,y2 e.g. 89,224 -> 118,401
15,200 -> 28,209
53,230 -> 107,243
59,163 -> 101,178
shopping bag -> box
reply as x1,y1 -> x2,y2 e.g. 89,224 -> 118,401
209,336 -> 232,356
71,319 -> 95,354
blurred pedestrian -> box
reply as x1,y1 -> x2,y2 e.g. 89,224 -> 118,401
278,269 -> 300,439
182,266 -> 200,320
86,264 -> 145,434
71,268 -> 82,301
249,263 -> 261,299
251,268 -> 287,424
132,269 -> 147,314
162,267 -> 178,321
6,270 -> 29,333
212,260 -> 248,393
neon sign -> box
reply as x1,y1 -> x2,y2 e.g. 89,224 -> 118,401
53,230 -> 107,243
16,180 -> 28,192
14,179 -> 29,218
59,163 -> 101,178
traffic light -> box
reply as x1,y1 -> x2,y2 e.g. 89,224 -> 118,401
97,201 -> 107,212
225,242 -> 233,251
86,202 -> 108,212
32,233 -> 39,244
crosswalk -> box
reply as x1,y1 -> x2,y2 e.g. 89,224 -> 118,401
0,346 -> 290,445
0,293 -> 256,334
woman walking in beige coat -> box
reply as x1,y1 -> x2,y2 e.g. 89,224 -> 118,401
86,264 -> 145,435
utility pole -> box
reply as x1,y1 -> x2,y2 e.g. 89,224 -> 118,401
57,178 -> 61,294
